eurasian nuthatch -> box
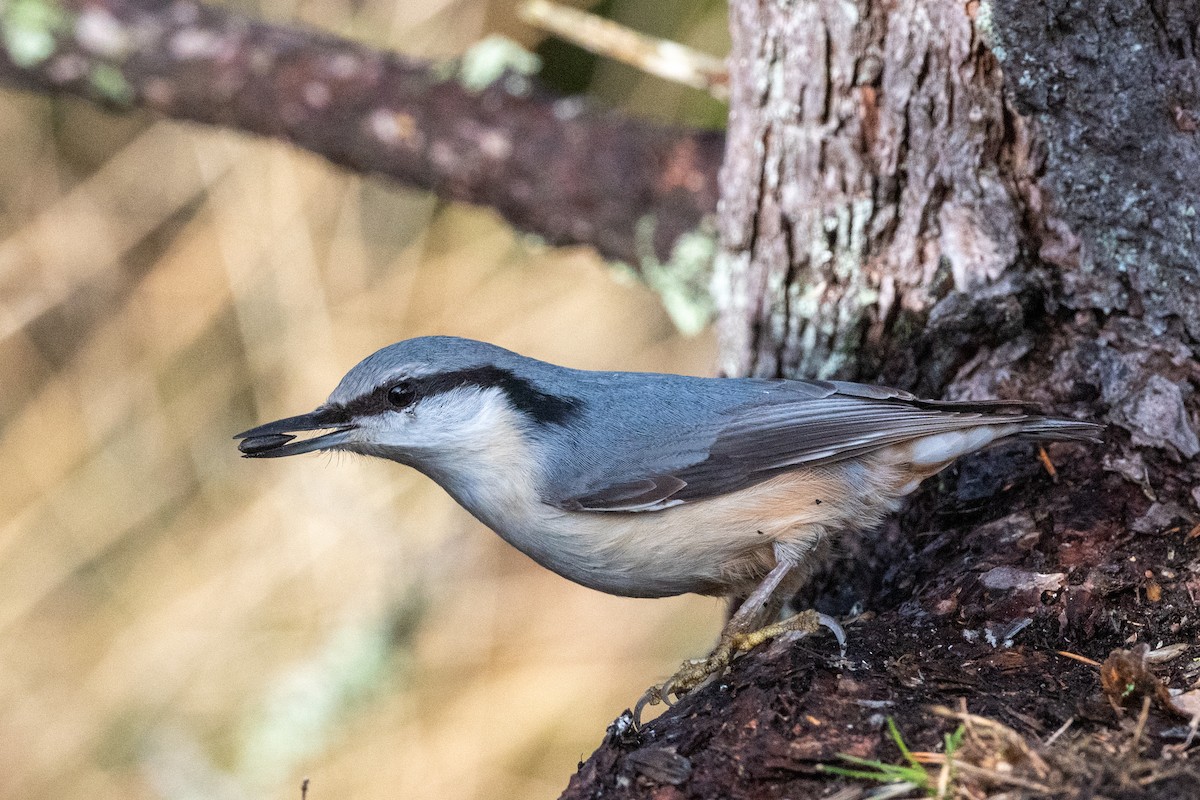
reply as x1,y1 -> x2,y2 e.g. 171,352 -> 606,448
236,336 -> 1101,708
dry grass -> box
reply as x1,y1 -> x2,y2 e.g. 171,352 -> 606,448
0,2 -> 731,798
824,701 -> 1200,800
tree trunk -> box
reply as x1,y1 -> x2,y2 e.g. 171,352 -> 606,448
564,1 -> 1200,797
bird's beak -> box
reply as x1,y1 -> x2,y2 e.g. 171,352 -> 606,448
234,408 -> 356,458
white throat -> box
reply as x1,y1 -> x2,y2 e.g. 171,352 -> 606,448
356,388 -> 549,534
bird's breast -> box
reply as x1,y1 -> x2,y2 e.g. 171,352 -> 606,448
479,463 -> 908,599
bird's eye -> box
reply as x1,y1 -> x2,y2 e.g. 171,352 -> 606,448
387,382 -> 417,409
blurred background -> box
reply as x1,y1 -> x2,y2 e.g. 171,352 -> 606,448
0,0 -> 730,798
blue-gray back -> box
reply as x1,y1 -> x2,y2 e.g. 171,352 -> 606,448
331,337 -> 1089,512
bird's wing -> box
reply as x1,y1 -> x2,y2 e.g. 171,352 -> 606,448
550,382 -> 1022,512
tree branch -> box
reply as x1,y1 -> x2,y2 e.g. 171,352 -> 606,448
0,0 -> 723,271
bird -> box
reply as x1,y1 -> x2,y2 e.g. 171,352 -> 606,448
235,336 -> 1102,717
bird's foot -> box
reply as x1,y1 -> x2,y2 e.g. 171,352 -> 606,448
632,610 -> 845,728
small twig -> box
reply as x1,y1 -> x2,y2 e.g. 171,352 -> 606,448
944,760 -> 1055,794
1183,711 -> 1200,749
934,755 -> 952,799
520,0 -> 729,99
1056,650 -> 1102,667
931,703 -> 1051,778
910,753 -> 1054,793
821,788 -> 866,800
1126,695 -> 1152,755
1044,716 -> 1074,747
1037,445 -> 1058,482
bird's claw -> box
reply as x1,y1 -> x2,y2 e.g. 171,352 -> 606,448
630,644 -> 743,729
631,687 -> 657,730
632,656 -> 722,728
631,610 -> 846,730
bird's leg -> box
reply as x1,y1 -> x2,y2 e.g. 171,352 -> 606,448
633,548 -> 845,726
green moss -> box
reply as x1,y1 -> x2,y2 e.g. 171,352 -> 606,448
89,62 -> 133,105
1,0 -> 68,68
631,214 -> 717,335
458,35 -> 542,93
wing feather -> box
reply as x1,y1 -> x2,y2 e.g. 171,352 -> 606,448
556,385 -> 1031,512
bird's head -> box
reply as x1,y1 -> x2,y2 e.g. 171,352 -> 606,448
234,337 -> 582,467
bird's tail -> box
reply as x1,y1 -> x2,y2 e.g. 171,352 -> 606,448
1011,416 -> 1105,443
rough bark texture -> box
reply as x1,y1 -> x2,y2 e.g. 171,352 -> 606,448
714,0 -> 1057,387
0,0 -> 722,270
565,1 -> 1200,797
989,0 -> 1200,343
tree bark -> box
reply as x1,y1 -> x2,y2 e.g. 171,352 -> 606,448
564,1 -> 1200,797
715,0 -> 1046,388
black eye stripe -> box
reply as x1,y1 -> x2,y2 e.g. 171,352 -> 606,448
335,367 -> 582,426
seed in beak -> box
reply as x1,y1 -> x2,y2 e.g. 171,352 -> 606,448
238,433 -> 296,455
